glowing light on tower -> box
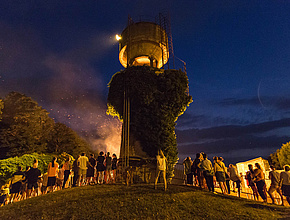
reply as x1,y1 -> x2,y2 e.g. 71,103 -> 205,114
118,22 -> 169,68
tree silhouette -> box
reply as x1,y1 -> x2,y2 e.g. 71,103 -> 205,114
47,122 -> 92,157
0,92 -> 54,158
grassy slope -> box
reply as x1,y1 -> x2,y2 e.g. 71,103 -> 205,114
0,184 -> 289,220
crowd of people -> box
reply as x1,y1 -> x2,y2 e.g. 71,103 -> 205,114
0,151 -> 118,206
183,152 -> 290,206
2,150 -> 290,207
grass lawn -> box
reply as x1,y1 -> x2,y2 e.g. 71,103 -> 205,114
0,184 -> 289,219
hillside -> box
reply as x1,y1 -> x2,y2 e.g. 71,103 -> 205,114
0,184 -> 289,219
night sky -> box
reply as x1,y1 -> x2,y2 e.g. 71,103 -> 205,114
1,1 -> 290,164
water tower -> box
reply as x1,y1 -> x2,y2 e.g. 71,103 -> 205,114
108,14 -> 190,184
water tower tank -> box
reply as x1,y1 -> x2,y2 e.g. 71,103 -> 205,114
118,22 -> 169,68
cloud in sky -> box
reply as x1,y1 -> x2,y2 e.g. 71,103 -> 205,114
177,118 -> 290,143
176,118 -> 290,163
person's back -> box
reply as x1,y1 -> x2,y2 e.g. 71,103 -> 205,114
26,167 -> 41,184
97,155 -> 105,165
183,158 -> 192,174
78,155 -> 89,170
58,167 -> 64,180
112,156 -> 117,170
254,167 -> 265,182
106,156 -> 112,167
63,161 -> 71,171
155,149 -> 167,191
192,158 -> 200,173
229,166 -> 240,182
157,155 -> 166,171
89,157 -> 96,167
48,162 -> 59,177
200,158 -> 212,171
11,170 -> 25,184
280,170 -> 290,185
73,159 -> 79,172
269,170 -> 280,186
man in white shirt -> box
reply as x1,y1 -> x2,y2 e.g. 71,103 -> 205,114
78,152 -> 89,186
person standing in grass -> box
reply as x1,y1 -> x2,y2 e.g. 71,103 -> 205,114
225,167 -> 231,194
213,156 -> 228,194
86,154 -> 96,185
268,165 -> 283,205
78,152 -> 90,186
245,164 -> 259,200
47,157 -> 59,193
96,151 -> 106,184
200,153 -> 214,192
253,163 -> 267,203
72,155 -> 80,187
183,157 -> 193,185
279,165 -> 290,205
62,157 -> 72,189
154,149 -> 167,191
112,154 -> 118,183
56,165 -> 64,190
229,164 -> 241,197
192,153 -> 203,188
26,159 -> 42,198
105,152 -> 113,184
9,166 -> 25,203
41,172 -> 48,194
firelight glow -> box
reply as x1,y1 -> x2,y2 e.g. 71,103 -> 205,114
115,34 -> 122,41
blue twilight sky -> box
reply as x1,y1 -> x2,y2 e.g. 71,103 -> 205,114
0,0 -> 290,164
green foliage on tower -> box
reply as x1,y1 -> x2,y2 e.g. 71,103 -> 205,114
107,66 -> 192,177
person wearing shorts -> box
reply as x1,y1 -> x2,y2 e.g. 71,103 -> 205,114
268,165 -> 283,205
229,164 -> 241,197
86,154 -> 96,185
10,166 -> 25,202
105,152 -> 112,184
112,154 -> 117,183
245,164 -> 259,200
280,165 -> 290,205
96,152 -> 106,184
47,157 -> 59,192
26,160 -> 41,197
78,153 -> 89,186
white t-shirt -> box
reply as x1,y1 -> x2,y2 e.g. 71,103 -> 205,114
157,155 -> 166,171
78,156 -> 89,170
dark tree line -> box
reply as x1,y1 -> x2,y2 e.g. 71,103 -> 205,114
268,141 -> 290,170
0,92 -> 92,159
